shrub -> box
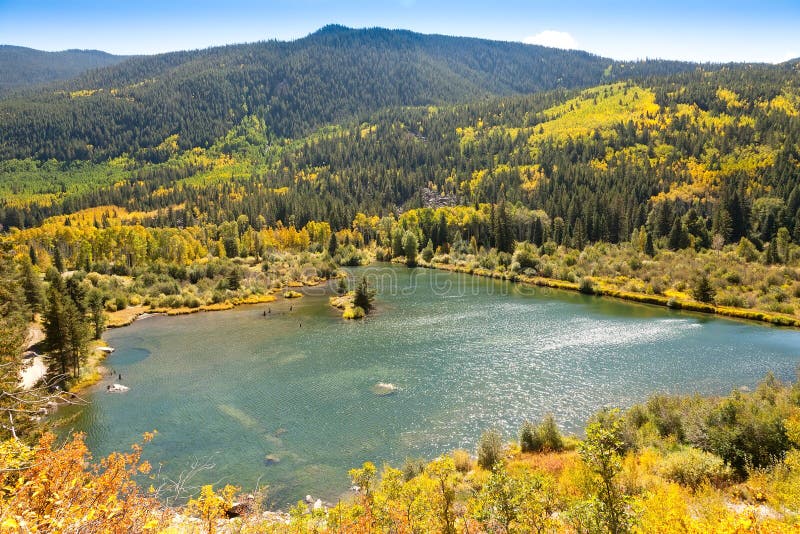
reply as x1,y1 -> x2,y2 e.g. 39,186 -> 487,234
184,295 -> 201,309
578,277 -> 596,295
520,421 -> 538,453
658,447 -> 731,489
715,291 -> 746,308
342,306 -> 365,320
477,429 -> 505,470
520,415 -> 564,453
704,391 -> 790,475
452,449 -> 474,473
737,238 -> 760,262
513,241 -> 540,271
401,457 -> 426,481
421,240 -> 434,262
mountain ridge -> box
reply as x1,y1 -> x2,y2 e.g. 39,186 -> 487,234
0,45 -> 127,95
0,25 -> 703,161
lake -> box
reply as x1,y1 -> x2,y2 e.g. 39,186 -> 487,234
53,264 -> 800,507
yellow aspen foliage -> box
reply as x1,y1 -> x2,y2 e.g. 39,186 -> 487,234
185,483 -> 239,534
1,432 -> 166,532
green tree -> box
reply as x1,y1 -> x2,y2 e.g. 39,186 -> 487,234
226,267 -> 242,291
520,414 -> 564,453
391,228 -> 405,258
579,409 -> 633,534
86,289 -> 107,340
53,247 -> 64,273
493,198 -> 513,253
336,276 -> 348,295
667,218 -> 689,250
402,231 -> 418,267
421,239 -> 434,263
477,428 -> 505,470
692,273 -> 715,303
19,257 -> 43,314
43,284 -> 89,379
643,231 -> 655,257
327,232 -> 338,257
65,276 -> 88,314
353,276 -> 375,313
0,250 -> 35,440
765,237 -> 781,265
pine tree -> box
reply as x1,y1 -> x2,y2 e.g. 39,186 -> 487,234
226,267 -> 242,290
53,247 -> 65,273
493,198 -> 512,253
391,229 -> 404,258
44,284 -> 89,379
327,232 -> 338,257
0,250 -> 37,440
86,289 -> 107,340
352,276 -> 375,313
765,238 -> 781,265
692,274 -> 715,303
572,218 -> 585,250
668,219 -> 689,250
20,257 -> 43,314
43,285 -> 70,377
644,231 -> 656,257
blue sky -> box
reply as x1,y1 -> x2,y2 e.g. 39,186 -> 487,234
0,0 -> 798,63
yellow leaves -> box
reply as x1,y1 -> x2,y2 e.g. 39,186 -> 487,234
768,93 -> 799,116
69,88 -> 101,98
138,460 -> 152,474
784,409 -> 800,447
360,124 -> 377,138
528,83 -> 660,144
1,516 -> 20,529
186,483 -> 240,534
467,169 -> 488,196
157,134 -> 180,153
717,87 -> 745,109
520,164 -> 545,192
1,432 -> 165,532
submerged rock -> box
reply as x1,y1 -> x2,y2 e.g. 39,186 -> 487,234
371,382 -> 399,396
264,454 -> 281,466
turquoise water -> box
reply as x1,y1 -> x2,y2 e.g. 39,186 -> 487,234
54,265 -> 800,507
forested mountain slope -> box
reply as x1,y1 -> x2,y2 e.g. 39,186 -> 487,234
0,25 -> 699,161
0,45 -> 126,95
3,64 -> 799,247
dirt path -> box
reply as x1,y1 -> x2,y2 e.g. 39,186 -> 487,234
19,355 -> 46,389
26,322 -> 44,349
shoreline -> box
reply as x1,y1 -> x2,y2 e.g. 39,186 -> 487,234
105,293 -> 280,329
73,289 -> 316,392
66,257 -> 800,393
416,260 -> 800,329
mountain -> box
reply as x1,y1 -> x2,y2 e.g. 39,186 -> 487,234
0,45 -> 127,95
0,26 -> 700,161
3,63 -> 798,237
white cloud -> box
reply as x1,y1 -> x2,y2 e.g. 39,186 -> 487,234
523,30 -> 577,50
